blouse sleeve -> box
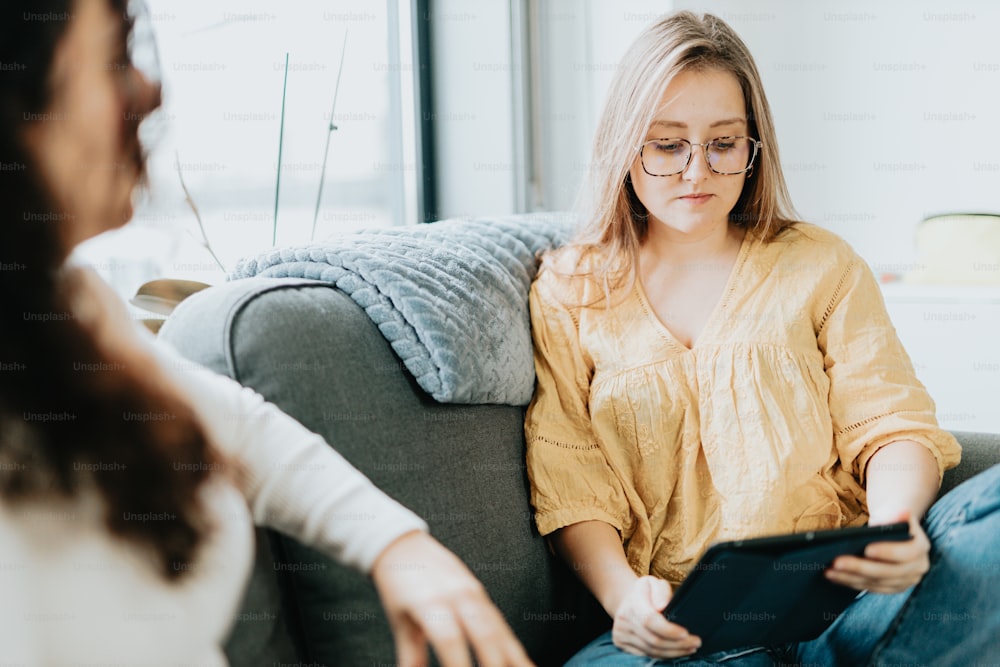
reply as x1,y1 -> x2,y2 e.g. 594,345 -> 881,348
816,258 -> 961,485
148,337 -> 428,574
524,271 -> 631,538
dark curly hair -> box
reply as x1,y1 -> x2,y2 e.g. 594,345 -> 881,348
0,0 -> 221,581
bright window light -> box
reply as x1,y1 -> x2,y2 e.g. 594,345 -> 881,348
78,0 -> 416,297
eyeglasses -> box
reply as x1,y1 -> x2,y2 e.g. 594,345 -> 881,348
638,136 -> 762,177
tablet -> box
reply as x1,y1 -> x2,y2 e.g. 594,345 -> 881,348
663,522 -> 910,655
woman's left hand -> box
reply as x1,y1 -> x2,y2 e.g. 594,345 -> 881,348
824,512 -> 930,594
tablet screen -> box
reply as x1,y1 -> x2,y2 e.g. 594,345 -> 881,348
663,522 -> 910,655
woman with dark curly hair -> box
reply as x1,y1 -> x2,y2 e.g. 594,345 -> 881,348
0,2 -> 532,665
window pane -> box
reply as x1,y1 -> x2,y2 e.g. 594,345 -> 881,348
78,0 -> 412,296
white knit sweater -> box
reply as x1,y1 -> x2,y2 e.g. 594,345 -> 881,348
0,337 -> 428,665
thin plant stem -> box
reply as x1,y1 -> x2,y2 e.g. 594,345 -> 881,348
273,52 -> 290,246
175,151 -> 226,273
311,31 -> 349,242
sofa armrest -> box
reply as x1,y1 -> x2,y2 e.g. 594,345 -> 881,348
942,431 -> 1000,496
161,277 -> 591,667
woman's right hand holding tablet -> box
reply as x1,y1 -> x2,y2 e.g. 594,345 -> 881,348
552,520 -> 702,659
612,576 -> 702,658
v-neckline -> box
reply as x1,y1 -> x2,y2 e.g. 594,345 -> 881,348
633,231 -> 752,352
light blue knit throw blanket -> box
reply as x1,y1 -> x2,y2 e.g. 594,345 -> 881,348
232,213 -> 574,405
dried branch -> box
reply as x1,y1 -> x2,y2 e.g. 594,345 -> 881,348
175,151 -> 226,273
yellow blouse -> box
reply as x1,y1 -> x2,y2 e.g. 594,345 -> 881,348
524,223 -> 961,587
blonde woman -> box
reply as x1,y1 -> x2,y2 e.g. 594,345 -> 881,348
525,11 -> 1000,666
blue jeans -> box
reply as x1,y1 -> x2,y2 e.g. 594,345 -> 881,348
565,463 -> 1000,666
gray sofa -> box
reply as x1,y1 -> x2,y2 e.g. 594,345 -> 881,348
160,226 -> 1000,667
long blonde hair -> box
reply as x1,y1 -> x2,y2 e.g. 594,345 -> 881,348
568,11 -> 798,290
